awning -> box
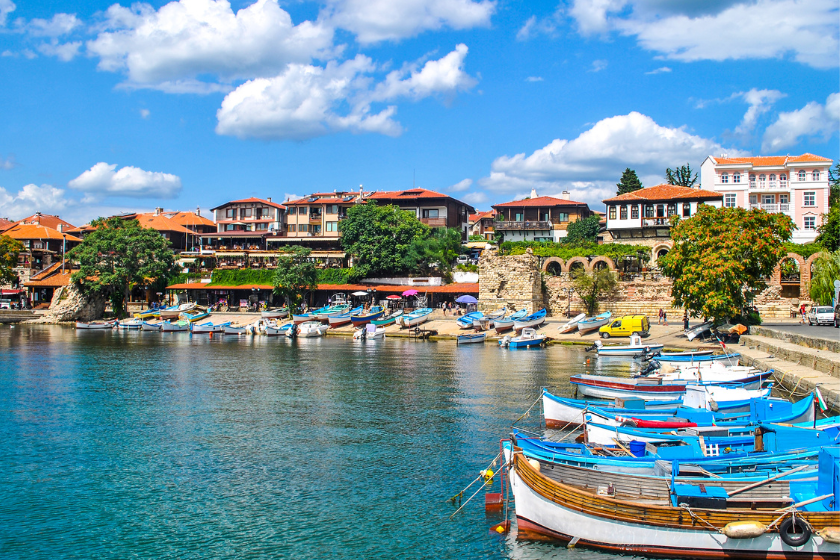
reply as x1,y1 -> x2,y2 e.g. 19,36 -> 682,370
247,253 -> 275,258
178,258 -> 197,263
1,289 -> 23,295
216,252 -> 246,257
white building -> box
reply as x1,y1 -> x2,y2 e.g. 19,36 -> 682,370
700,154 -> 832,244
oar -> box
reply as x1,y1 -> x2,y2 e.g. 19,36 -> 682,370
727,464 -> 812,497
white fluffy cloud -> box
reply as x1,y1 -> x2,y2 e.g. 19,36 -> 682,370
479,112 -> 742,206
761,92 -> 840,151
26,13 -> 81,37
216,45 -> 476,140
448,178 -> 473,191
323,0 -> 495,44
0,183 -> 70,220
37,40 -> 82,61
0,154 -> 15,170
569,0 -> 839,69
461,191 -> 487,205
68,162 -> 182,199
0,0 -> 14,27
87,0 -> 333,91
734,88 -> 786,136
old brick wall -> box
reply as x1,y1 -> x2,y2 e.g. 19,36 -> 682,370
477,247 -> 543,313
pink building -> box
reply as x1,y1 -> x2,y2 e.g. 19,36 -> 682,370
700,154 -> 833,244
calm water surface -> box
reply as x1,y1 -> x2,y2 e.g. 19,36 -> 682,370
0,325 -> 642,559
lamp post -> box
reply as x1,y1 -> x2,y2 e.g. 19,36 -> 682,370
562,287 -> 575,318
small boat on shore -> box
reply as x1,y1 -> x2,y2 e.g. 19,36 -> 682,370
160,320 -> 190,332
75,320 -> 116,330
456,311 -> 483,329
593,334 -> 664,357
134,309 -> 160,320
558,313 -> 586,334
578,311 -> 611,335
328,306 -> 364,327
494,309 -> 527,333
141,321 -> 161,331
191,321 -> 229,334
295,321 -> 329,338
399,308 -> 433,328
158,303 -> 195,320
457,333 -> 486,345
372,310 -> 403,326
685,320 -> 714,341
223,322 -> 251,335
513,308 -> 546,333
351,306 -> 384,326
264,322 -> 293,336
473,308 -> 506,330
116,318 -> 143,330
500,328 -> 546,349
180,310 -> 210,323
261,307 -> 288,319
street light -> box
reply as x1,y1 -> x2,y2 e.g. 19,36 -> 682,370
561,287 -> 575,318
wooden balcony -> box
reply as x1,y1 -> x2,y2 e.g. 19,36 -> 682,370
495,220 -> 552,230
420,217 -> 446,227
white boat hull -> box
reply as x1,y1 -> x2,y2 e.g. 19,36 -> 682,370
513,316 -> 545,332
401,314 -> 431,327
578,318 -> 610,334
141,321 -> 160,331
223,325 -> 248,335
75,322 -> 114,330
160,323 -> 189,332
542,394 -> 590,428
261,309 -> 288,319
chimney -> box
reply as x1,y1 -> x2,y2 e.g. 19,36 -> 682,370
529,188 -> 538,199
57,224 -> 63,232
561,191 -> 571,200
155,207 -> 163,216
267,197 -> 272,203
196,206 -> 200,216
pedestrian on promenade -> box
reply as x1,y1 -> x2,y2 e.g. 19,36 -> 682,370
443,302 -> 447,316
663,310 -> 668,325
683,313 -> 689,330
658,308 -> 663,325
800,303 -> 806,323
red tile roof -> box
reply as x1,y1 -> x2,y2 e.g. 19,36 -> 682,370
4,224 -> 82,242
493,195 -> 588,208
0,218 -> 15,232
166,282 -> 480,294
210,197 -> 286,211
284,196 -> 358,205
367,188 -> 474,210
167,211 -> 215,228
16,214 -> 75,230
469,210 -> 497,222
132,213 -> 195,234
603,184 -> 722,204
24,269 -> 73,288
713,153 -> 832,167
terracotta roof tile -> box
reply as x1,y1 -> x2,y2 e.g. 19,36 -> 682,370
4,224 -> 82,242
367,188 -> 474,210
492,196 -> 588,208
167,211 -> 216,228
24,267 -> 73,288
713,153 -> 832,167
602,184 -> 723,204
16,214 -> 75,230
0,218 -> 15,232
210,197 -> 286,211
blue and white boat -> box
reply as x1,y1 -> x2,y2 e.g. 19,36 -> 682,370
140,320 -> 161,331
191,321 -> 230,334
327,306 -> 364,327
351,306 -> 384,326
513,308 -> 546,332
494,309 -> 527,333
398,307 -> 434,328
577,311 -> 612,335
570,373 -> 772,401
457,332 -> 486,345
456,311 -> 483,329
594,334 -> 664,357
654,352 -> 741,364
500,328 -> 546,349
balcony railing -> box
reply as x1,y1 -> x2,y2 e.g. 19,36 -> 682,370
750,203 -> 790,213
642,218 -> 671,227
749,181 -> 788,189
420,217 -> 447,227
495,220 -> 552,230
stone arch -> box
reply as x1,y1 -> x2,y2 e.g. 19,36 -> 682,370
589,256 -> 616,272
773,252 -> 806,298
542,257 -> 565,275
805,251 -> 827,287
564,256 -> 589,274
651,242 -> 673,267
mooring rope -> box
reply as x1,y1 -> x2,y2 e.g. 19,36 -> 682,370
679,504 -> 723,533
512,392 -> 544,426
446,451 -> 501,506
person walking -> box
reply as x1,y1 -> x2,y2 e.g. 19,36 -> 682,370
662,310 -> 668,326
442,301 -> 447,316
658,308 -> 664,325
683,312 -> 689,331
800,303 -> 806,324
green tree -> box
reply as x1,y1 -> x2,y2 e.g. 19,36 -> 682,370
809,251 -> 840,305
339,202 -> 429,277
67,217 -> 176,317
571,267 -> 618,315
658,206 -> 793,322
403,227 -> 463,277
0,234 -> 24,284
272,247 -> 319,313
616,168 -> 643,195
816,206 -> 840,251
829,163 -> 840,208
564,215 -> 601,244
665,163 -> 698,187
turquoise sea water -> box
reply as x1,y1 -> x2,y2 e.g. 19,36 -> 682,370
0,326 -> 637,560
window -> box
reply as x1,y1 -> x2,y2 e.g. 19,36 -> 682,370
812,171 -> 820,181
242,208 -> 252,217
724,194 -> 736,207
667,203 -> 677,216
749,194 -> 756,204
758,174 -> 766,188
804,216 -> 816,230
749,174 -> 756,187
804,191 -> 816,207
514,212 -> 523,222
780,194 -> 789,204
644,204 -> 654,218
682,203 -> 691,217
288,224 -> 296,232
255,223 -> 268,230
226,208 -> 235,218
422,209 -> 440,218
608,206 -> 616,220
631,205 -> 639,219
780,174 -> 787,186
298,224 -> 308,232
656,204 -> 665,217
299,207 -> 308,215
541,212 -> 549,222
327,204 -> 338,214
557,212 -> 569,222
619,206 -> 627,220
224,224 -> 235,231
733,172 -> 741,183
720,172 -> 729,183
798,170 -> 806,181
326,221 -> 338,232
311,225 -> 321,234
288,207 -> 297,215
768,174 -> 776,188
762,194 -> 774,205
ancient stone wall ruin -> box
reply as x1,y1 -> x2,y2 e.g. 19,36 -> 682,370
477,247 -> 543,313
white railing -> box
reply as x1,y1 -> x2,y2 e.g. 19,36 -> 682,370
750,203 -> 791,213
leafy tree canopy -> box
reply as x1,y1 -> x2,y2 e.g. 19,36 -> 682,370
829,163 -> 839,208
658,206 -> 793,322
500,241 -> 650,262
616,168 -> 643,195
816,205 -> 840,252
339,202 -> 430,277
809,250 -> 840,306
271,246 -> 319,313
403,227 -> 463,278
0,234 -> 24,284
665,163 -> 698,187
67,217 -> 176,317
564,215 -> 601,244
571,268 -> 618,315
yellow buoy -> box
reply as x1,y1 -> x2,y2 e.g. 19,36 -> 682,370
817,527 -> 840,544
722,521 -> 766,539
481,468 -> 494,482
527,459 -> 540,471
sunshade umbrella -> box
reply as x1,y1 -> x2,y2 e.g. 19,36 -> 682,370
455,295 -> 478,304
351,291 -> 369,296
386,295 -> 401,300
402,289 -> 419,296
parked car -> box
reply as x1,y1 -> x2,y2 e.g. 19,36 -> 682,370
807,305 -> 835,326
599,315 -> 650,338
455,255 -> 470,265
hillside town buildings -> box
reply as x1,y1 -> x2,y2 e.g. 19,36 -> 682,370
491,191 -> 593,242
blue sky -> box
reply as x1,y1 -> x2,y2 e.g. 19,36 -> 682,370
0,0 -> 838,226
